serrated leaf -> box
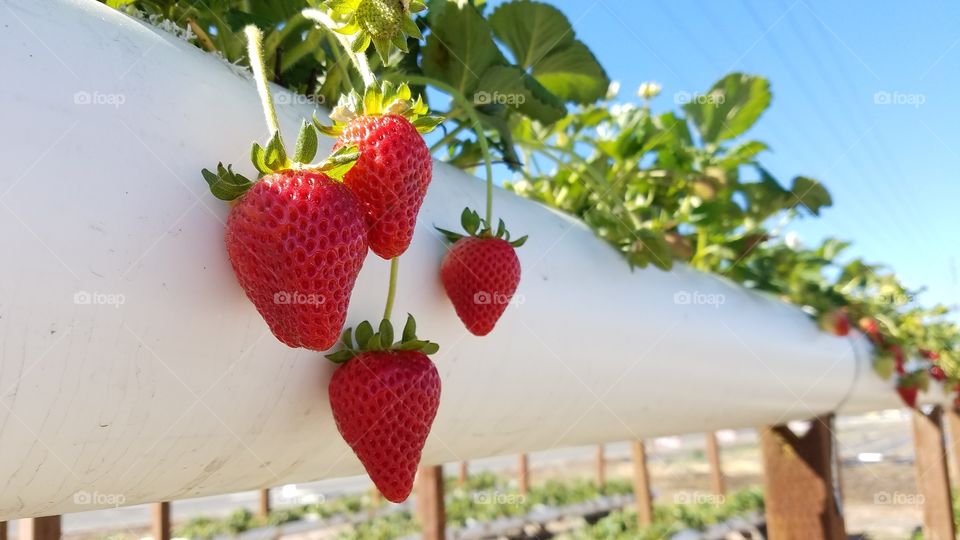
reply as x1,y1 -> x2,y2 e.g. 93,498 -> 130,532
683,73 -> 771,144
402,314 -> 416,342
474,65 -> 566,125
292,120 -> 318,164
422,1 -> 505,97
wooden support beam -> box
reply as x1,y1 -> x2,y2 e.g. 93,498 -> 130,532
912,405 -> 956,540
595,444 -> 606,487
257,488 -> 270,518
415,465 -> 445,540
458,461 -> 468,487
517,453 -> 529,495
19,516 -> 61,540
630,441 -> 654,527
759,415 -> 845,540
944,406 -> 960,485
706,432 -> 726,495
151,502 -> 171,540
0,521 -> 6,540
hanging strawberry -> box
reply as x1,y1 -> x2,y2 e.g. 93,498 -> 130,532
323,0 -> 426,63
316,83 -> 441,259
437,208 -> 526,336
326,315 -> 441,502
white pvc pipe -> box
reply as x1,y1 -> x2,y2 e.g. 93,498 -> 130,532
0,0 -> 930,519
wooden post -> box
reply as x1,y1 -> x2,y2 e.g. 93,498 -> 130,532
630,441 -> 654,527
944,406 -> 960,485
759,414 -> 845,540
0,521 -> 6,540
595,444 -> 606,487
458,461 -> 468,487
912,405 -> 956,540
257,488 -> 270,518
706,432 -> 726,495
517,453 -> 530,495
151,502 -> 171,540
415,465 -> 445,540
19,516 -> 61,540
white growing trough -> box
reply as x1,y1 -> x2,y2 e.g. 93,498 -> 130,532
0,0 -> 927,520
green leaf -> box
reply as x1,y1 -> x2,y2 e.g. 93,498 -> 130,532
292,120 -> 318,164
461,208 -> 481,235
263,130 -> 290,170
789,176 -> 832,216
510,235 -> 528,248
719,140 -> 768,169
202,163 -> 254,201
489,1 -> 608,104
422,1 -> 505,96
421,341 -> 440,355
474,65 -> 566,125
325,350 -> 354,363
683,73 -> 772,144
402,314 -> 416,342
379,319 -> 394,347
318,144 -> 360,180
355,321 -> 373,348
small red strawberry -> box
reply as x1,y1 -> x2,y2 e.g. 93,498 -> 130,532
818,309 -> 850,336
930,365 -> 947,382
438,208 -> 527,336
858,317 -> 883,344
920,349 -> 940,362
317,83 -> 442,259
896,385 -> 918,408
204,122 -> 368,351
326,315 -> 441,502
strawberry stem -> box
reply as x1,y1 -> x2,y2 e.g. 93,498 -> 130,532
244,26 -> 282,140
383,257 -> 399,321
302,9 -> 376,88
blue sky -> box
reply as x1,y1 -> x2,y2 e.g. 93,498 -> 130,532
486,0 -> 960,309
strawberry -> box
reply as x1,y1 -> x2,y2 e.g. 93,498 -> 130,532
438,208 -> 527,336
326,316 -> 441,502
873,353 -> 895,380
920,349 -> 940,362
896,385 -> 918,408
858,317 -> 883,344
317,83 -> 441,259
320,0 -> 426,63
204,122 -> 368,351
930,365 -> 947,382
888,344 -> 906,375
818,309 -> 850,336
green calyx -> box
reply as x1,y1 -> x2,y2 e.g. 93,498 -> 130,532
313,81 -> 443,138
325,0 -> 426,64
204,120 -> 353,201
436,207 -> 528,248
898,369 -> 930,392
325,313 -> 440,364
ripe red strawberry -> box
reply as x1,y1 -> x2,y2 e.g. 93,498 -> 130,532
858,317 -> 883,344
920,349 -> 940,362
204,122 -> 368,351
818,309 -> 850,336
438,209 -> 526,336
930,365 -> 947,382
326,316 -> 441,502
896,385 -> 918,408
318,83 -> 441,259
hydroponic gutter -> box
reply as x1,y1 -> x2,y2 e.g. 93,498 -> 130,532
0,0 -> 940,519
